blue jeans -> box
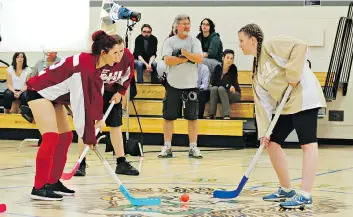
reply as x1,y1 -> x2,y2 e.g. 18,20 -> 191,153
134,60 -> 158,83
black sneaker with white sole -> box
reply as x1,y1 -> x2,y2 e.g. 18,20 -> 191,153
115,161 -> 140,176
74,160 -> 87,177
46,180 -> 75,196
30,185 -> 63,201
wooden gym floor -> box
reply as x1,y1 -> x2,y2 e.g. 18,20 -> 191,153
0,140 -> 353,217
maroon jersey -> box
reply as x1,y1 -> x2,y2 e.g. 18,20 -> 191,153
26,52 -> 104,145
100,48 -> 135,94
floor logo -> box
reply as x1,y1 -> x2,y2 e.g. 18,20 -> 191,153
86,186 -> 350,217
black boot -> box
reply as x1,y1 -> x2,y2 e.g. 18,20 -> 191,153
115,157 -> 139,176
74,158 -> 86,177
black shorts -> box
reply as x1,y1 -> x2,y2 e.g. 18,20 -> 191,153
103,91 -> 123,127
163,83 -> 198,121
270,108 -> 319,145
26,90 -> 44,103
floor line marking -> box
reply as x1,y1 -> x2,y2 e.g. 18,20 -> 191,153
247,166 -> 353,190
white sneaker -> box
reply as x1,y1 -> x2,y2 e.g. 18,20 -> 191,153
189,146 -> 203,159
158,146 -> 173,158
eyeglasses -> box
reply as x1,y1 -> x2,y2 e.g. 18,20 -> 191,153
142,31 -> 151,34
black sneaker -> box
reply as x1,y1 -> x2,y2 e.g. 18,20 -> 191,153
30,185 -> 63,201
46,180 -> 75,196
74,161 -> 86,177
20,105 -> 34,123
115,161 -> 140,176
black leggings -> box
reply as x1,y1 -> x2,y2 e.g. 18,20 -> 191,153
3,89 -> 28,109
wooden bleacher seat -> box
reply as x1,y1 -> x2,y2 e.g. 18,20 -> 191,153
140,70 -> 327,86
0,70 -> 328,142
128,100 -> 254,118
136,84 -> 255,101
0,114 -> 243,136
0,66 -> 7,82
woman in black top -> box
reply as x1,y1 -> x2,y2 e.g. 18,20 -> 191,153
206,49 -> 241,119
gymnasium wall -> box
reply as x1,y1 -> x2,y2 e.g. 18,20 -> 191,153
0,4 -> 349,72
1,2 -> 353,140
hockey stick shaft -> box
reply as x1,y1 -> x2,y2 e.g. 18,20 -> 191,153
77,100 -> 115,158
93,146 -> 122,185
93,145 -> 161,206
213,85 -> 293,198
61,101 -> 115,179
245,85 -> 292,177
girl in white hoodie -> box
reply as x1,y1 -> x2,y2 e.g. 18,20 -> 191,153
238,23 -> 326,209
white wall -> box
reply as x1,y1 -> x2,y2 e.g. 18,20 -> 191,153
0,5 -> 349,72
1,4 -> 353,140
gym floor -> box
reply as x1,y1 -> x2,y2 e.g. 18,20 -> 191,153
0,140 -> 352,217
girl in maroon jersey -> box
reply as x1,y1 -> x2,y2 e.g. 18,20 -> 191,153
74,46 -> 139,177
26,30 -> 126,201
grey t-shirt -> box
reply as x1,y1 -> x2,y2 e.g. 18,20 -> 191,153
31,57 -> 61,78
162,35 -> 203,89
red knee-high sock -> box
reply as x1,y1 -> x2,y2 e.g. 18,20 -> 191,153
48,131 -> 73,184
34,132 -> 59,190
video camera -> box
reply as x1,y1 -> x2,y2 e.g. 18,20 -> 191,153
104,2 -> 141,23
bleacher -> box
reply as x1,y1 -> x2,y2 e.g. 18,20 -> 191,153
0,66 -> 7,109
0,65 -> 327,148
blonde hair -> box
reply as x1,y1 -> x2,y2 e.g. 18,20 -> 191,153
172,14 -> 190,35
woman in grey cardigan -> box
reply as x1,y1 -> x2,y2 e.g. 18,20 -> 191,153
206,49 -> 241,119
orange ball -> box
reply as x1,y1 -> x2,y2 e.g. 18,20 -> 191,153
180,193 -> 189,202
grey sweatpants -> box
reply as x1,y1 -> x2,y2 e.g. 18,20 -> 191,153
209,86 -> 241,116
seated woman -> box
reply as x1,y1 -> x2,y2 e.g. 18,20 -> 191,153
4,52 -> 31,113
206,49 -> 241,119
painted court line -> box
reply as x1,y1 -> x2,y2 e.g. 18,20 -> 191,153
80,154 -> 265,180
4,213 -> 38,217
75,159 -> 270,189
247,166 -> 353,190
0,156 -> 269,190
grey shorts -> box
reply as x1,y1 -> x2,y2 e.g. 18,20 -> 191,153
163,83 -> 199,121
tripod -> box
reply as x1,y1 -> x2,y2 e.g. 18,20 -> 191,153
124,20 -> 144,157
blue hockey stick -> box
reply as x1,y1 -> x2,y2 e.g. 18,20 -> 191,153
93,146 -> 161,206
213,85 -> 293,199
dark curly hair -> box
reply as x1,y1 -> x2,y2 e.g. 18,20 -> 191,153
199,18 -> 215,34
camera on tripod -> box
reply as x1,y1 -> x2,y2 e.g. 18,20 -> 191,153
110,3 -> 141,22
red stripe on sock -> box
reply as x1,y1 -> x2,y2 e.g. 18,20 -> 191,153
48,131 -> 73,184
34,132 -> 59,190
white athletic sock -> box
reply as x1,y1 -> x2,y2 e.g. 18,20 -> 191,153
298,190 -> 311,199
164,142 -> 171,148
281,186 -> 292,192
190,142 -> 197,149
